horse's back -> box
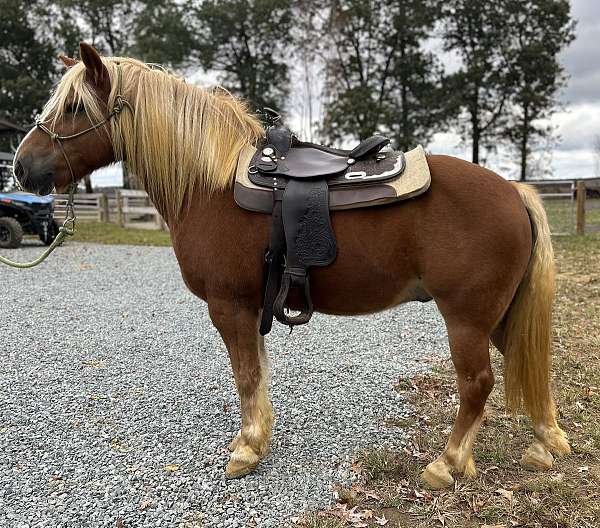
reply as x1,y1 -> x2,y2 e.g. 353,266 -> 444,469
310,154 -> 532,317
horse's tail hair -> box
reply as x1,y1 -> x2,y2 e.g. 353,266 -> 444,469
502,183 -> 556,423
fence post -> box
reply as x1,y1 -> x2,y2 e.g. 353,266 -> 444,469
117,190 -> 124,227
100,194 -> 109,223
576,180 -> 586,235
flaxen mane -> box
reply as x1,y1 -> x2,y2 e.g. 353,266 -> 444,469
41,57 -> 265,219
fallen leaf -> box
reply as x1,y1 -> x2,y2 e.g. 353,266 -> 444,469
163,464 -> 180,473
139,499 -> 152,511
375,515 -> 389,525
495,488 -> 514,502
365,490 -> 382,501
483,465 -> 499,473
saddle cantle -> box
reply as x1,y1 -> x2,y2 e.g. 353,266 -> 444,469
234,123 -> 431,335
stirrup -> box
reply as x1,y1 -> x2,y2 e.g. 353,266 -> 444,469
273,269 -> 313,327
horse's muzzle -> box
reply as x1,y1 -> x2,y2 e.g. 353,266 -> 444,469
13,154 -> 55,196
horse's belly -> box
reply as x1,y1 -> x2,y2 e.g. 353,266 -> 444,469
295,208 -> 425,315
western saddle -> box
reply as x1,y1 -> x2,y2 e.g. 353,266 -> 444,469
236,111 -> 425,335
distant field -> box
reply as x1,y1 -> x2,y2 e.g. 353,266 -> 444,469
544,197 -> 600,235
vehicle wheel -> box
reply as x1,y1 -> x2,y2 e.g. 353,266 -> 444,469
40,219 -> 60,246
0,217 -> 24,249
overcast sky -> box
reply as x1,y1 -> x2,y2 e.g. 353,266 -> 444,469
92,0 -> 599,187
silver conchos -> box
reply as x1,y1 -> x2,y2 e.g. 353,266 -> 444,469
262,147 -> 275,157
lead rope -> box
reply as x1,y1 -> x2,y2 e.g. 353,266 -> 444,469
0,63 -> 131,269
0,181 -> 77,269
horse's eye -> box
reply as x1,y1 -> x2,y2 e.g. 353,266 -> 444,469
65,102 -> 84,114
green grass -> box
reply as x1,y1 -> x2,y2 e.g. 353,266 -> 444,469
70,221 -> 172,246
544,197 -> 600,235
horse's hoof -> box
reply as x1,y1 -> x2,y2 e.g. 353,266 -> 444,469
521,441 -> 554,471
545,430 -> 571,456
228,431 -> 242,452
421,459 -> 455,489
225,445 -> 260,479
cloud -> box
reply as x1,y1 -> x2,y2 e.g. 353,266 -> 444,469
559,0 -> 600,104
552,103 -> 600,153
552,149 -> 597,180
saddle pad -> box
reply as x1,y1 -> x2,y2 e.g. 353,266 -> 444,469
235,144 -> 431,213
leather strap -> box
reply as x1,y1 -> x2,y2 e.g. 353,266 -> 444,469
259,190 -> 285,335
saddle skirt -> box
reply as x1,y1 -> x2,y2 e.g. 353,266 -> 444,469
234,135 -> 431,334
235,144 -> 431,213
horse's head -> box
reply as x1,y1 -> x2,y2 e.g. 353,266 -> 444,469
14,43 -> 118,195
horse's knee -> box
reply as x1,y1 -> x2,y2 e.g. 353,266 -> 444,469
460,367 -> 494,405
478,367 -> 495,397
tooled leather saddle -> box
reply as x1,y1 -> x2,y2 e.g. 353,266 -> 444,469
244,111 -> 406,335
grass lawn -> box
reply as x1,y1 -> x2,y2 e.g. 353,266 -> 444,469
296,231 -> 600,526
68,221 -> 172,247
544,198 -> 600,235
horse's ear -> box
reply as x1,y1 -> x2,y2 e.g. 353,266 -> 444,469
79,42 -> 110,95
58,53 -> 78,68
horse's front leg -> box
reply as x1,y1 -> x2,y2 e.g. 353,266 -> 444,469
208,300 -> 274,478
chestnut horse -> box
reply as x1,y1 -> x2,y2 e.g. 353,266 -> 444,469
14,43 -> 570,488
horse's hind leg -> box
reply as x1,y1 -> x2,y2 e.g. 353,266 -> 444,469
209,301 -> 274,478
490,332 -> 570,471
422,323 -> 494,489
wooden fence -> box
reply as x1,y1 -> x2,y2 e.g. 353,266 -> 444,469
52,181 -> 598,235
53,190 -> 166,230
528,180 -> 576,236
576,180 -> 600,235
116,189 -> 166,230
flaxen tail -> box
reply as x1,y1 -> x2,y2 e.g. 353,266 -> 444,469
503,183 -> 556,423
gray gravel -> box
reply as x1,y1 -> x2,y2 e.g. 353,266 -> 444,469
0,241 -> 449,528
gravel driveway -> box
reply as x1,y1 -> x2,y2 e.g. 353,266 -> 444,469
0,242 -> 448,528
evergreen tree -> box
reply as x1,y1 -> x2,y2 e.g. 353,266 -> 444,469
320,0 -> 447,149
129,2 -> 193,66
0,0 -> 56,150
502,0 -> 575,180
190,0 -> 294,111
442,0 -> 513,164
